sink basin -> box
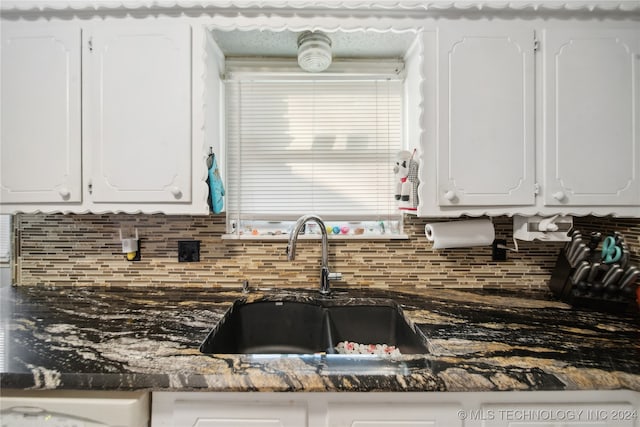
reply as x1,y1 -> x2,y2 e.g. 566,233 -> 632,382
200,301 -> 329,354
199,298 -> 428,355
326,305 -> 428,354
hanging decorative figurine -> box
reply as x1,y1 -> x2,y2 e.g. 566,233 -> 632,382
393,149 -> 418,211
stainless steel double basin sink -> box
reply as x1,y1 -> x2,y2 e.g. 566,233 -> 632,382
199,297 -> 428,355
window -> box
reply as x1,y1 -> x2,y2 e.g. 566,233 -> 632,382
0,215 -> 10,263
224,69 -> 404,238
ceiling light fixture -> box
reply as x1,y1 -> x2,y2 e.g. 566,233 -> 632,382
297,31 -> 332,73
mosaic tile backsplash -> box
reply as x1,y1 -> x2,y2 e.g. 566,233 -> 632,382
12,214 -> 640,290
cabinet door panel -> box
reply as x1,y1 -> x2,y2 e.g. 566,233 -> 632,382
173,401 -> 307,427
481,402 -> 636,426
438,28 -> 535,206
0,24 -> 81,203
327,403 -> 463,427
86,23 -> 192,203
194,421 -> 284,427
543,29 -> 640,206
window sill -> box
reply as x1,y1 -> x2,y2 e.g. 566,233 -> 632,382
221,234 -> 409,241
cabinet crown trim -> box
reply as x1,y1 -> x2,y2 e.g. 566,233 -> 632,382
2,1 -> 639,15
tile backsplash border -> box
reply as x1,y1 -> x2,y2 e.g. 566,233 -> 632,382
12,213 -> 640,290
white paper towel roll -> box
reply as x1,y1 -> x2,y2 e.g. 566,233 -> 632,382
425,219 -> 495,249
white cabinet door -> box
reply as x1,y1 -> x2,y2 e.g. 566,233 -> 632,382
543,29 -> 640,207
84,23 -> 192,204
327,403 -> 463,427
481,402 -> 637,427
0,23 -> 82,204
152,391 -> 640,427
437,27 -> 535,207
153,398 -> 307,427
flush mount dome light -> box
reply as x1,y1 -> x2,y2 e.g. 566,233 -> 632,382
297,31 -> 332,73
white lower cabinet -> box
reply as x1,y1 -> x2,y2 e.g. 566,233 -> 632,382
0,390 -> 149,427
152,392 -> 463,427
481,402 -> 638,427
327,402 -> 462,427
152,398 -> 307,427
151,390 -> 640,427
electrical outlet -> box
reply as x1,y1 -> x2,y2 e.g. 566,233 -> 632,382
178,240 -> 200,262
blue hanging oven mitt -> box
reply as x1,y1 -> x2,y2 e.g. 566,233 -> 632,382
207,152 -> 225,214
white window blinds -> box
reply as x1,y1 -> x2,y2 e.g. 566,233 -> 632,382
0,215 -> 11,263
225,79 -> 402,222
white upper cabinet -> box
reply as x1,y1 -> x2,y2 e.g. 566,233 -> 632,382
84,23 -> 193,204
2,10 -> 638,218
542,28 -> 640,207
0,19 -> 207,214
420,22 -> 640,217
437,27 -> 535,207
0,23 -> 82,204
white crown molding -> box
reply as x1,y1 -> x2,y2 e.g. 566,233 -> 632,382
1,1 -> 639,14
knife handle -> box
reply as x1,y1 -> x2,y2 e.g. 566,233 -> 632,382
621,282 -> 637,299
588,232 -> 601,251
619,269 -> 639,292
570,261 -> 590,285
587,262 -> 601,283
591,281 -> 604,295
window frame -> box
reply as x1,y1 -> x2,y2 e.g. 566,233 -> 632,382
0,215 -> 12,264
221,58 -> 410,240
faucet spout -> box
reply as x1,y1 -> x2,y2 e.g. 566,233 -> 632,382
287,214 -> 340,295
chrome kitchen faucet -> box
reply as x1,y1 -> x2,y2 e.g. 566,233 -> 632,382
287,214 -> 342,295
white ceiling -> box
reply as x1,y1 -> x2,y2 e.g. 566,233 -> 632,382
210,29 -> 418,59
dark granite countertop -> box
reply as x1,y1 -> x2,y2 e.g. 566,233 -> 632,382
0,285 -> 638,392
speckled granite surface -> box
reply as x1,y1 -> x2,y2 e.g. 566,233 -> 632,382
0,285 -> 638,392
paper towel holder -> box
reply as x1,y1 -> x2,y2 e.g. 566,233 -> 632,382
491,215 -> 520,260
492,239 -> 508,261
